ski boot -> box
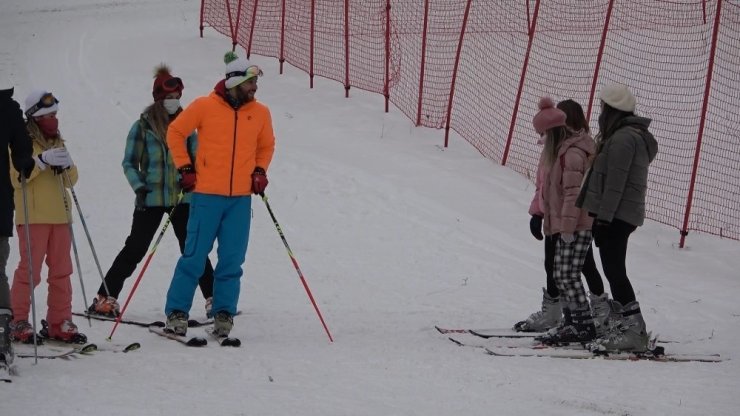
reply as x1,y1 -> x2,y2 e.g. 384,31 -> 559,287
165,311 -> 189,336
514,288 -> 563,332
88,294 -> 120,317
41,319 -> 88,344
213,311 -> 233,337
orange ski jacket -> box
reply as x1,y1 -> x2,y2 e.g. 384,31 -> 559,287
167,83 -> 275,196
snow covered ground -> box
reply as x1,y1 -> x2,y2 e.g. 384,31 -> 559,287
1,0 -> 739,415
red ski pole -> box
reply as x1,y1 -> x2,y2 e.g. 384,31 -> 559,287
107,194 -> 183,340
260,193 -> 333,342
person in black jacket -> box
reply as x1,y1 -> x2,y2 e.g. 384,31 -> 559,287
0,82 -> 36,365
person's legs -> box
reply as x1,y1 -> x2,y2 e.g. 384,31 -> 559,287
0,237 -> 11,311
540,231 -> 595,344
581,244 -> 604,295
513,235 -> 562,332
45,224 -> 73,325
591,220 -> 648,352
0,237 -> 13,358
553,232 -> 591,308
172,203 -> 214,300
10,224 -> 49,322
597,220 -> 636,305
165,194 -> 222,317
211,196 -> 251,317
100,208 -> 165,298
544,235 -> 558,298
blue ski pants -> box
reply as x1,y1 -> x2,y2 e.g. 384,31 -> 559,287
165,193 -> 251,317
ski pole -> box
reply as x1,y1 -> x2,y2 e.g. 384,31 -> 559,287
260,193 -> 333,342
20,176 -> 39,363
58,175 -> 91,327
64,171 -> 111,297
108,193 -> 183,340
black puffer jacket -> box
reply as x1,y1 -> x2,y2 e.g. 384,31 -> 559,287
0,87 -> 34,237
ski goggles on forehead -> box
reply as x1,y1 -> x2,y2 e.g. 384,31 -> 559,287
25,92 -> 59,118
162,77 -> 184,92
226,65 -> 263,81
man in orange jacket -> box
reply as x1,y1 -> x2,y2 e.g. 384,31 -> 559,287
164,52 -> 275,337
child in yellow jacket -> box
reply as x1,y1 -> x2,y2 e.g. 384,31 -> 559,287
8,89 -> 85,344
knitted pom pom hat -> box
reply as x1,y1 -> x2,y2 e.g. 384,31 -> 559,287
532,97 -> 567,135
152,64 -> 184,101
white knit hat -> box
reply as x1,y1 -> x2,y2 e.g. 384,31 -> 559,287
599,84 -> 636,112
25,89 -> 59,117
223,51 -> 261,89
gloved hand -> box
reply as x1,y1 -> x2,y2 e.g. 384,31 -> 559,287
178,165 -> 196,192
38,147 -> 73,169
251,166 -> 268,195
560,233 -> 575,244
529,215 -> 543,241
135,187 -> 151,211
592,220 -> 610,247
19,156 -> 36,179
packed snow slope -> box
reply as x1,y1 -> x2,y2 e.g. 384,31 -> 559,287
1,1 -> 738,415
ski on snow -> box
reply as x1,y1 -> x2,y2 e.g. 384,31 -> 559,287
74,309 -> 243,329
73,311 -> 213,328
148,326 -> 207,347
16,342 -> 98,359
483,346 -> 723,362
436,325 -> 677,344
435,325 -> 542,338
15,340 -> 138,360
204,328 -> 241,347
445,335 -> 722,363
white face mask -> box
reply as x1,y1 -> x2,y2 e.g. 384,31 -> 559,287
163,98 -> 181,115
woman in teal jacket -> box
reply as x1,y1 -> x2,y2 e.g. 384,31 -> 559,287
89,65 -> 214,317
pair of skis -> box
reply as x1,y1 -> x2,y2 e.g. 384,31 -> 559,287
148,326 -> 241,347
76,310 -> 242,347
146,310 -> 243,347
436,326 -> 723,363
3,342 -> 140,383
15,339 -> 140,360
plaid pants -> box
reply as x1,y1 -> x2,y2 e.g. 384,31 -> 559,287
554,230 -> 593,309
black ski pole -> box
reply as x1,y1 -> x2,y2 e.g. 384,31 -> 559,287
260,193 -> 333,342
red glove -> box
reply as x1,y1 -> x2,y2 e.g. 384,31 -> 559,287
178,165 -> 196,192
251,167 -> 268,195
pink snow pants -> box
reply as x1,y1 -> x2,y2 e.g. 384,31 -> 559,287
11,224 -> 73,325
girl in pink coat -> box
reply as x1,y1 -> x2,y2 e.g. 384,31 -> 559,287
516,100 -> 609,335
529,97 -> 597,345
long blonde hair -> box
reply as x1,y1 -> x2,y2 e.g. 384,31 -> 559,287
142,101 -> 171,139
542,126 -> 569,166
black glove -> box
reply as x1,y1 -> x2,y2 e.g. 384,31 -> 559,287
135,187 -> 151,211
529,215 -> 544,241
592,220 -> 610,247
52,165 -> 70,175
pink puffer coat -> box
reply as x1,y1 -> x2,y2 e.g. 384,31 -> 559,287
528,129 -> 595,236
